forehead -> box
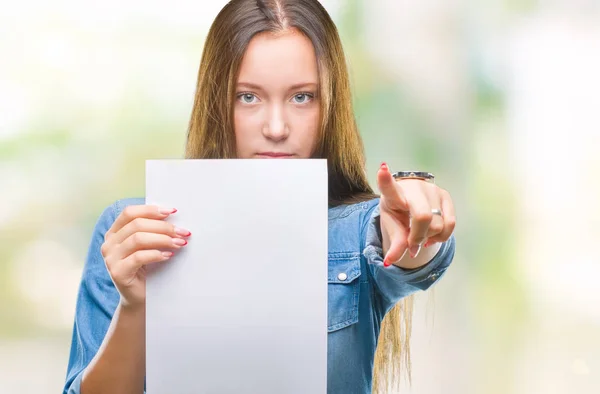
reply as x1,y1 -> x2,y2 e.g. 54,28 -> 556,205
237,29 -> 319,85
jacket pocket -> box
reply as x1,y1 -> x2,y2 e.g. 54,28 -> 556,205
327,252 -> 361,332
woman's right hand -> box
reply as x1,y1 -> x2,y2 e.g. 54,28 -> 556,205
100,205 -> 191,309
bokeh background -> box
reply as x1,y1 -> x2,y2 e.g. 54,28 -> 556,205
1,0 -> 599,392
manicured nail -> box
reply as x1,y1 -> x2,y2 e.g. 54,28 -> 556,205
159,207 -> 177,215
409,244 -> 422,258
383,257 -> 391,267
174,227 -> 191,237
172,238 -> 187,246
380,162 -> 388,172
162,251 -> 173,258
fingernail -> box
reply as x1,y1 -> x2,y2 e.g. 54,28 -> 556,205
172,238 -> 187,246
383,257 -> 391,267
380,162 -> 388,172
174,227 -> 191,237
159,207 -> 177,215
162,251 -> 173,258
409,244 -> 422,258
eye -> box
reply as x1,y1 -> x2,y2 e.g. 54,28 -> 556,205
291,93 -> 313,104
237,93 -> 258,104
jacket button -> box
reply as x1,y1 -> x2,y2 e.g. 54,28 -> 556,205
337,273 -> 348,281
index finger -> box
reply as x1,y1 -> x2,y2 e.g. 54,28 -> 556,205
377,164 -> 408,212
109,205 -> 177,236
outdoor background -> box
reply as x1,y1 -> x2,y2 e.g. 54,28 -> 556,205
1,0 -> 599,393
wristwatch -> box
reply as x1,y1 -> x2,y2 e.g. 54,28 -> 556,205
392,171 -> 435,183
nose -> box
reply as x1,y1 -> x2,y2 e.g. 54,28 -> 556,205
262,104 -> 289,142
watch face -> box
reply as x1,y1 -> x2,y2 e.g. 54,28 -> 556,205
392,171 -> 434,180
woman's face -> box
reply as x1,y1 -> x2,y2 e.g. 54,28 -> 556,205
234,29 -> 321,159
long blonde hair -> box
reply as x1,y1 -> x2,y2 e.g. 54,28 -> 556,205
185,1 -> 414,392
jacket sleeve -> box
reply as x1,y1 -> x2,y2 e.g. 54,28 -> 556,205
63,203 -> 121,394
362,203 -> 456,307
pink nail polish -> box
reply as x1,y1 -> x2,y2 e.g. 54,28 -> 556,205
174,227 -> 191,237
173,238 -> 187,246
159,207 -> 177,215
380,162 -> 388,172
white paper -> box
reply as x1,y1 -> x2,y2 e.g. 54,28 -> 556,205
145,159 -> 328,394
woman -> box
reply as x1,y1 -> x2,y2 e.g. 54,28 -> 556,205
63,0 -> 456,393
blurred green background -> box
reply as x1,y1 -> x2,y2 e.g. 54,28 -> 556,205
1,0 -> 599,393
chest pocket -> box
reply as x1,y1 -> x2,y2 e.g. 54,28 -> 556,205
327,252 -> 362,332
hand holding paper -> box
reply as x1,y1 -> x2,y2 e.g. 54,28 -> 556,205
100,205 -> 191,308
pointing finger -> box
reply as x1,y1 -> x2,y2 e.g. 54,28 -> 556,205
377,163 -> 408,212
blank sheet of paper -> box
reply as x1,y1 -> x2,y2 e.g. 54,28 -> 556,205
145,159 -> 328,394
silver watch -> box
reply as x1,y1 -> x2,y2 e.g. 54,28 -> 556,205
392,171 -> 435,183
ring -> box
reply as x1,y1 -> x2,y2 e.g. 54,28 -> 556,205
431,208 -> 443,216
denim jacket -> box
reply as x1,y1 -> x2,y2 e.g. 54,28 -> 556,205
64,197 -> 455,394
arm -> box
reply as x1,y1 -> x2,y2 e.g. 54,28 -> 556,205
64,202 -> 188,394
63,204 -> 145,394
81,303 -> 146,394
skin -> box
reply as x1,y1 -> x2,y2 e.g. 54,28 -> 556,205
234,30 -> 320,159
79,29 -> 455,394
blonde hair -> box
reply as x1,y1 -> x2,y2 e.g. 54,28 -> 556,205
185,1 -> 414,392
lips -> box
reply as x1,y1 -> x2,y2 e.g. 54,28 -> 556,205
257,152 -> 294,158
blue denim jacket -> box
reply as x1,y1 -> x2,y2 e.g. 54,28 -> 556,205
64,197 -> 455,394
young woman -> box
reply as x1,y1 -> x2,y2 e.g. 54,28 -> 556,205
64,1 -> 456,393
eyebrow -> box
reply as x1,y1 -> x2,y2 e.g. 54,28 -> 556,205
236,82 -> 318,91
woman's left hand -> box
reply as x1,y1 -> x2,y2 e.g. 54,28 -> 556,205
377,163 -> 456,269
